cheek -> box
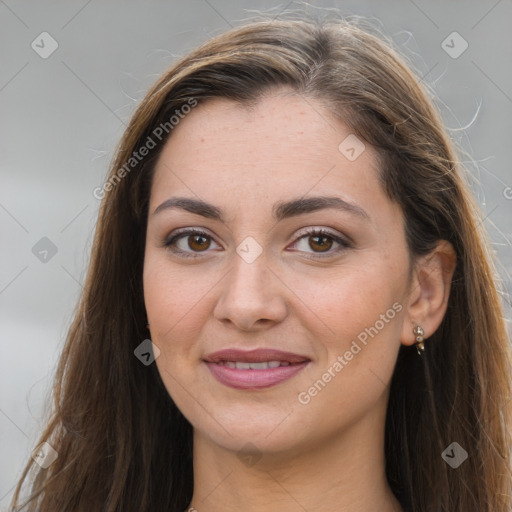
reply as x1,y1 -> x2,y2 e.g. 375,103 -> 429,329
288,260 -> 405,344
143,254 -> 216,337
290,265 -> 405,421
143,254 -> 213,401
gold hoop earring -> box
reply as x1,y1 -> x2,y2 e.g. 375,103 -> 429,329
413,326 -> 425,355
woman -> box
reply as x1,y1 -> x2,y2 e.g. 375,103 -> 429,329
11,16 -> 512,512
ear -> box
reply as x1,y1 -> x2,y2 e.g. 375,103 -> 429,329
401,240 -> 457,347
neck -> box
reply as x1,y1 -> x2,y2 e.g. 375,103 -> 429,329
187,400 -> 402,512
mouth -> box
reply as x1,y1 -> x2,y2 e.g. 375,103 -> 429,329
203,348 -> 311,389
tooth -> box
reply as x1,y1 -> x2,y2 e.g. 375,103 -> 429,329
249,362 -> 268,370
221,360 -> 295,369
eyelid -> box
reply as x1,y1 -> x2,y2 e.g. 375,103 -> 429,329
292,226 -> 353,245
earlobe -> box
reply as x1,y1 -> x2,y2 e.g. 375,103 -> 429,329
401,240 -> 457,346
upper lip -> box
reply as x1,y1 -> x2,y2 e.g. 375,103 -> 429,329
203,348 -> 310,364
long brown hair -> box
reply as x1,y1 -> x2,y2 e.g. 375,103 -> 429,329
11,16 -> 512,512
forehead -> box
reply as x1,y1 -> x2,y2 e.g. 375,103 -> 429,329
149,92 -> 386,218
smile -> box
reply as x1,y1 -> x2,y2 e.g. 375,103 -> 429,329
203,348 -> 310,389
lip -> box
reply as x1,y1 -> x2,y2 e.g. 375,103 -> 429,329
203,349 -> 310,390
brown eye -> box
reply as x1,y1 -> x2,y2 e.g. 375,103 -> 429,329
308,235 -> 333,252
290,228 -> 351,258
188,234 -> 211,252
164,229 -> 221,257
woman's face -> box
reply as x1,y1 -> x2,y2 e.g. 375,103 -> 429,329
143,90 -> 412,455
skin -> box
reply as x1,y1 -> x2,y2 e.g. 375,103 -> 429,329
143,89 -> 456,512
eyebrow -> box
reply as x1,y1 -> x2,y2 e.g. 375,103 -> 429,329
152,195 -> 370,222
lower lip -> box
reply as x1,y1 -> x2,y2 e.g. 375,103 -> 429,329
205,361 -> 309,389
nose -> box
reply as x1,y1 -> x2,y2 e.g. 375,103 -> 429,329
213,253 -> 288,332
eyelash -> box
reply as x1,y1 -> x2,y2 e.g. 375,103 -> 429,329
162,227 -> 352,260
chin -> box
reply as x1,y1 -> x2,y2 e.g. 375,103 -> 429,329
188,399 -> 318,455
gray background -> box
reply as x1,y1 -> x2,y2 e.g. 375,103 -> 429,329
1,0 -> 511,507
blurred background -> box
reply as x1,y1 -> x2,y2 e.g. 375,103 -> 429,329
1,0 -> 511,507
